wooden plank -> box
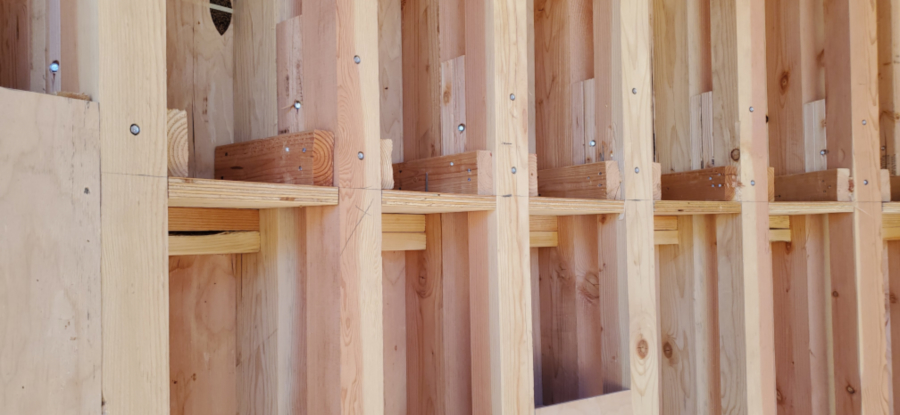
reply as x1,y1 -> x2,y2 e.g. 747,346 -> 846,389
773,169 -> 852,202
381,190 -> 496,214
882,169 -> 892,202
689,92 -> 716,170
382,233 -> 427,251
382,214 -> 426,233
660,166 -> 739,201
530,154 -> 539,197
168,207 -> 260,231
393,151 -> 493,194
538,161 -> 621,199
568,216 -> 603,398
768,202 -> 855,215
215,130 -> 335,186
653,162 -> 662,201
439,212 -> 473,414
169,255 -> 238,415
653,200 -> 742,216
768,216 -> 790,230
890,241 -> 900,412
534,390 -> 632,415
402,0 -> 441,160
884,227 -> 900,242
803,100 -> 828,173
879,0 -> 900,176
168,109 -> 190,177
0,88 -> 100,414
169,232 -> 261,256
654,216 -> 678,231
531,247 -> 543,406
531,215 -> 559,232
530,197 -> 625,216
654,230 -> 679,245
276,16 -> 305,135
379,0 -> 403,163
441,55 -> 467,155
530,231 -> 559,248
234,0 -> 277,142
382,139 -> 395,189
168,177 -> 339,209
382,251 -> 407,414
769,229 -> 791,243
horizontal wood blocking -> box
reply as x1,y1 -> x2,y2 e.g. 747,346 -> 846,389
168,208 -> 259,232
773,168 -> 852,201
769,215 -> 790,229
768,201 -> 855,215
215,130 -> 335,186
537,161 -> 621,199
168,232 -> 260,256
381,190 -> 496,214
530,231 -> 559,248
661,166 -> 739,201
382,139 -> 395,190
770,229 -> 791,243
382,233 -> 426,251
527,215 -> 679,247
393,151 -> 493,194
654,200 -> 742,215
534,390 -> 632,415
381,214 -> 425,251
167,109 -> 189,177
891,176 -> 900,201
168,177 -> 339,209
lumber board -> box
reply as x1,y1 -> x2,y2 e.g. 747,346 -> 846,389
168,207 -> 260,231
886,202 -> 900,215
382,214 -> 426,233
382,251 -> 407,414
654,216 -> 678,231
382,232 -> 426,251
379,0 -> 403,163
381,190 -> 496,214
529,197 -> 625,216
169,232 -> 261,256
215,130 -> 335,187
402,0 -> 441,160
439,212 -> 473,413
233,0 -> 277,143
276,16 -> 305,135
768,216 -> 790,229
537,161 -> 621,199
382,139 -> 395,189
0,88 -> 100,414
441,55 -> 467,155
882,169 -> 891,202
653,200 -> 742,216
768,201 -> 854,215
168,109 -> 190,177
534,390 -> 632,415
773,168 -> 852,202
769,229 -> 791,243
891,176 -> 900,202
879,0 -> 900,176
393,151 -> 493,194
661,166 -> 740,201
530,215 -> 559,232
803,100 -> 828,173
530,154 -> 539,197
654,231 -> 679,245
168,177 -> 338,209
530,231 -> 559,248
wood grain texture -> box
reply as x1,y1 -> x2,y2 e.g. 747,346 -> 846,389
654,200 -> 741,216
402,0 -> 441,160
538,161 -> 621,199
382,233 -> 426,251
168,177 -> 339,209
379,0 -> 403,163
169,255 -> 238,415
773,169 -> 852,202
393,151 -> 493,194
879,0 -> 900,176
169,232 -> 261,256
0,88 -> 100,415
803,100 -> 828,173
382,139 -> 395,189
382,251 -> 407,414
168,207 -> 260,232
530,197 -> 625,216
277,15 -> 305,135
441,55 -> 467,155
383,214 -> 426,233
660,166 -> 739,201
168,109 -> 190,177
234,0 -> 277,142
534,390 -> 632,415
215,130 -> 334,186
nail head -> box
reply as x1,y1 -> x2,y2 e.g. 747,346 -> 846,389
862,120 -> 867,125
458,124 -> 465,132
749,106 -> 755,112
509,93 -> 516,101
751,180 -> 756,186
632,88 -> 637,94
130,124 -> 140,135
294,101 -> 302,110
358,152 -> 365,160
353,55 -> 361,64
634,167 -> 640,173
590,140 -> 596,147
49,61 -> 60,73
511,167 -> 517,174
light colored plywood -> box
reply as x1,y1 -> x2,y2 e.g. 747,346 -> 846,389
0,88 -> 100,414
168,177 -> 339,209
168,207 -> 260,232
169,255 -> 238,415
169,232 -> 261,256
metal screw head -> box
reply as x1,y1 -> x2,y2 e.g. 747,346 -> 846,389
467,168 -> 471,173
294,101 -> 302,110
298,166 -> 303,171
358,152 -> 365,160
285,147 -> 290,152
458,124 -> 465,132
749,106 -> 755,112
49,61 -> 60,73
511,167 -> 517,174
353,55 -> 361,64
632,88 -> 637,94
862,119 -> 867,125
634,167 -> 640,173
84,187 -> 90,194
302,148 -> 307,152
450,162 -> 455,166
509,94 -> 516,101
590,140 -> 596,147
130,124 -> 140,135
864,180 -> 869,185
820,150 -> 826,155
751,180 -> 756,186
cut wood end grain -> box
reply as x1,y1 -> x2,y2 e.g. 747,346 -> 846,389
167,109 -> 190,177
382,139 -> 394,190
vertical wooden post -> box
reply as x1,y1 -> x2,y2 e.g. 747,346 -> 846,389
77,0 -> 170,413
466,0 -> 533,413
710,0 -> 776,414
824,0 -> 890,413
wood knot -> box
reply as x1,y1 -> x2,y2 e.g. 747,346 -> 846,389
776,388 -> 784,404
636,339 -> 649,359
891,293 -> 897,304
663,342 -> 673,358
730,148 -> 741,161
846,384 -> 856,394
832,290 -> 839,298
780,71 -> 790,91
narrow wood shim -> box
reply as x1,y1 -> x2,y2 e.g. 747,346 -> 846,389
214,130 -> 335,186
881,169 -> 891,202
653,162 -> 662,201
167,109 -> 190,177
773,168 -> 852,201
168,207 -> 260,232
381,190 -> 496,214
529,154 -> 539,197
660,166 -> 739,201
382,139 -> 395,190
392,151 -> 493,194
537,161 -> 621,199
168,232 -> 261,256
168,177 -> 339,209
768,166 -> 775,202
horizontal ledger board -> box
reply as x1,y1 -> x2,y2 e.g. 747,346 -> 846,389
215,130 -> 334,186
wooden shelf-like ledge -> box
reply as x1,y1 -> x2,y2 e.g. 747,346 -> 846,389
885,202 -> 900,215
654,200 -> 742,215
768,201 -> 854,215
168,177 -> 339,209
381,190 -> 496,214
530,197 -> 625,216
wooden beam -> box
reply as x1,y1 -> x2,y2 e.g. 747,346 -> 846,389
168,232 -> 261,256
402,0 -> 441,160
381,190 -> 496,214
768,216 -> 790,229
654,231 -> 679,246
168,177 -> 339,209
382,232 -> 426,251
215,130 -> 335,186
769,229 -> 791,243
530,197 -> 625,216
773,168 -> 852,201
661,166 -> 739,201
530,231 -> 558,248
168,109 -> 190,177
276,15 -> 305,134
393,151 -> 493,194
379,0 -> 403,163
653,200 -> 742,216
537,161 -> 621,199
768,201 -> 855,215
382,214 -> 426,233
168,207 -> 260,231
